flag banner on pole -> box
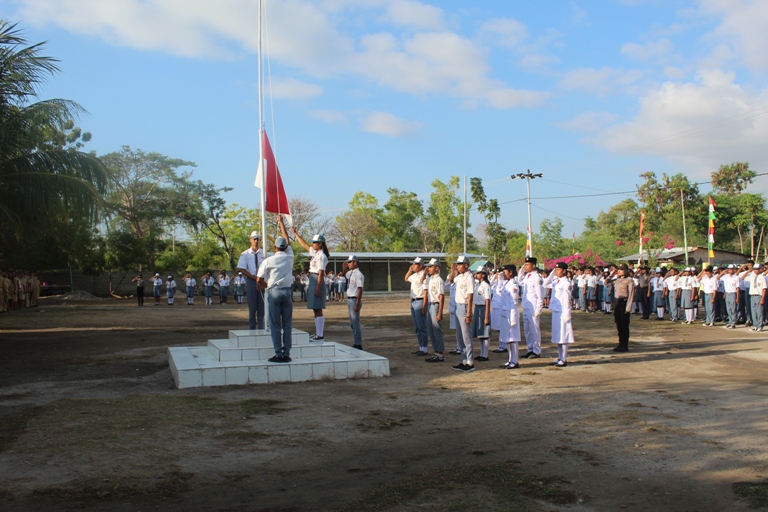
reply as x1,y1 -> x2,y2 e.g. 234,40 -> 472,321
708,197 -> 716,259
526,227 -> 532,258
255,132 -> 292,227
571,232 -> 576,255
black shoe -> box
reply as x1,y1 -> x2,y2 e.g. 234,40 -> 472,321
352,345 -> 363,350
310,334 -> 324,341
460,364 -> 476,372
426,355 -> 444,363
475,356 -> 489,362
413,350 -> 429,356
522,352 -> 540,359
555,360 -> 567,367
504,362 -> 520,369
613,346 -> 629,353
268,355 -> 282,362
492,348 -> 506,353
449,349 -> 462,355
452,363 -> 466,371
280,356 -> 292,363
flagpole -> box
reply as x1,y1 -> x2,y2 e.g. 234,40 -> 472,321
258,0 -> 268,331
681,189 -> 689,266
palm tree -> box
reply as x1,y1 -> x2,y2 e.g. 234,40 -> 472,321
0,21 -> 107,233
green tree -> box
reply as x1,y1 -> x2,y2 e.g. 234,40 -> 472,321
0,21 -> 107,234
470,177 -> 506,265
712,162 -> 756,195
424,176 -> 467,253
379,188 -> 423,251
333,192 -> 384,252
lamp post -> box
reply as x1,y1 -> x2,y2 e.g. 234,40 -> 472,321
510,171 -> 543,258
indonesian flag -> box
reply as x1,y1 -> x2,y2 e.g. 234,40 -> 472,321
255,131 -> 292,226
708,197 -> 716,259
639,210 -> 645,240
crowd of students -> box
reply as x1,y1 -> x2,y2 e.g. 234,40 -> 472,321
130,271 -> 248,307
0,270 -> 40,312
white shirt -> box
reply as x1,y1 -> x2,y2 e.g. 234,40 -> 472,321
454,271 -> 474,305
474,280 -> 491,305
748,272 -> 767,296
257,247 -> 295,288
426,273 -> 445,303
346,268 -> 364,298
237,247 -> 265,277
576,275 -> 585,288
202,277 -> 214,287
518,271 -> 543,312
166,280 -> 176,290
721,273 -> 740,294
150,277 -> 163,287
447,278 -> 457,313
234,276 -> 246,286
664,275 -> 679,292
544,274 -> 573,313
495,277 -> 519,311
184,277 -> 196,287
700,275 -> 718,295
309,247 -> 328,274
585,275 -> 597,288
218,276 -> 231,287
408,270 -> 426,299
650,276 -> 664,292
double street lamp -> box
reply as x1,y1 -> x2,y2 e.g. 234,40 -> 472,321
510,171 -> 543,258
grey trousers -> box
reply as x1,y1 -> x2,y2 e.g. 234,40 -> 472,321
267,287 -> 292,356
427,302 -> 445,353
348,298 -> 363,346
725,292 -> 738,326
454,303 -> 474,365
750,295 -> 764,329
246,278 -> 265,330
704,293 -> 715,324
667,294 -> 679,320
410,298 -> 428,348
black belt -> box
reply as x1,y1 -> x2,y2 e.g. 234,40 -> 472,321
310,272 -> 319,275
411,298 -> 423,302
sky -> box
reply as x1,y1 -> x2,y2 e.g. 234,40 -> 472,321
4,0 -> 768,240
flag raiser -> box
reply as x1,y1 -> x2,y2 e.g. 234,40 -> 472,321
708,197 -> 716,259
255,131 -> 292,227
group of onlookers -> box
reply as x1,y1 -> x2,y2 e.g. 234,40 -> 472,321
131,271 -> 247,306
0,270 -> 40,312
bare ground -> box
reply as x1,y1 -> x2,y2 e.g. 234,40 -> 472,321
0,294 -> 767,511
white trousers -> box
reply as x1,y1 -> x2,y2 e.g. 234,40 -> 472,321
522,307 -> 541,354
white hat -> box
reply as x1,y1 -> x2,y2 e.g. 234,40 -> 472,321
655,267 -> 662,273
155,272 -> 160,276
713,266 -> 719,270
167,275 -> 173,279
454,255 -> 470,265
249,231 -> 261,239
411,256 -> 423,265
347,255 -> 358,262
754,263 -> 763,270
425,257 -> 439,267
727,264 -> 735,269
311,234 -> 326,243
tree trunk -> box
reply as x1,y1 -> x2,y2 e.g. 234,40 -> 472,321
756,226 -> 765,262
738,226 -> 744,255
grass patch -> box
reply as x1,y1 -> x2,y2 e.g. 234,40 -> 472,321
733,480 -> 768,508
333,460 -> 578,512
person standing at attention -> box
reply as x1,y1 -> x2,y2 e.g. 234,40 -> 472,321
150,273 -> 163,306
291,229 -> 329,340
233,272 -> 246,304
165,275 -> 177,306
237,231 -> 265,330
612,264 -> 635,352
404,256 -> 429,356
451,256 -> 475,372
183,272 -> 196,305
423,258 -> 445,362
473,268 -> 492,362
256,216 -> 294,362
543,262 -> 574,367
518,256 -> 543,359
132,273 -> 145,307
498,265 -> 522,369
218,271 -> 230,305
343,255 -> 365,350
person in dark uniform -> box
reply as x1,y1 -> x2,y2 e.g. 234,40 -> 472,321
612,264 -> 635,352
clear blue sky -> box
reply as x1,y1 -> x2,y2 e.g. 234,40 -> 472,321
4,0 -> 768,238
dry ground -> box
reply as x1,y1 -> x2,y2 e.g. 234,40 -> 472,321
0,293 -> 767,511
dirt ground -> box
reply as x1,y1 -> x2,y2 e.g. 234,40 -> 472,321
0,293 -> 767,511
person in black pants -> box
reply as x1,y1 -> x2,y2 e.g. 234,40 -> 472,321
132,273 -> 145,307
612,264 -> 635,352
636,266 -> 650,319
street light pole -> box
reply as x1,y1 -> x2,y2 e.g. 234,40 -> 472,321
510,170 -> 543,258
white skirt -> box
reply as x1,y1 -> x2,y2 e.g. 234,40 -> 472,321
490,307 -> 502,330
497,309 -> 521,343
551,311 -> 574,344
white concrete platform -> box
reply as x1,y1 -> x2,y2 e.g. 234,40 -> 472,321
168,328 -> 389,388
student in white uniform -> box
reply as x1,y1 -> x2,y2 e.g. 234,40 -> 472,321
343,255 -> 365,350
649,268 -> 665,320
497,265 -> 522,369
292,229 -> 329,340
256,216 -> 294,362
517,256 -> 543,358
165,275 -> 176,306
233,272 -> 246,304
237,231 -> 266,330
150,273 -> 163,306
543,262 -> 574,367
490,272 -> 505,353
404,257 -> 428,356
447,263 -> 461,355
663,268 -> 680,322
183,273 -> 196,305
698,266 -> 718,326
473,268 -> 492,362
201,272 -> 214,305
451,256 -> 476,372
740,263 -> 755,326
422,258 -> 445,362
748,264 -> 767,332
217,271 -> 230,304
720,265 -> 741,329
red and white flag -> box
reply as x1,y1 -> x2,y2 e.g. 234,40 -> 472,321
255,131 -> 292,227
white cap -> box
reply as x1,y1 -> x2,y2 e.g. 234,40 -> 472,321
655,267 -> 662,272
454,255 -> 469,265
727,264 -> 735,269
347,254 -> 358,262
754,263 -> 763,270
411,256 -> 423,265
250,231 -> 261,239
425,257 -> 439,267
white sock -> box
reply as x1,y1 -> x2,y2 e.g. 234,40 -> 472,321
559,344 -> 568,361
657,308 -> 664,318
316,316 -> 325,337
480,338 -> 490,357
508,342 -> 518,364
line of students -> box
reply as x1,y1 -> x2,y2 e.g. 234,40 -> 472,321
133,271 -> 246,307
0,271 -> 40,312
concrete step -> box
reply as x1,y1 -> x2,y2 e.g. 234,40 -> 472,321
207,339 -> 336,362
228,329 -> 311,348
